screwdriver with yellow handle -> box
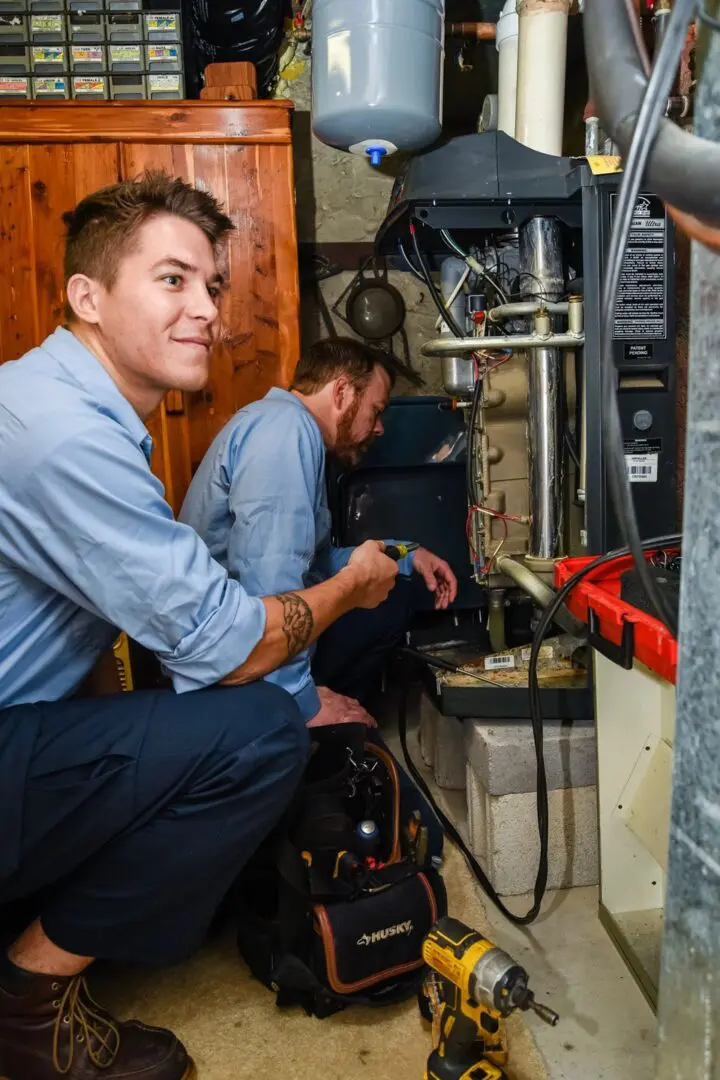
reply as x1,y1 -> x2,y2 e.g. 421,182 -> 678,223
383,542 -> 420,560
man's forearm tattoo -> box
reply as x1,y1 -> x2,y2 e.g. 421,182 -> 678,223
277,592 -> 314,657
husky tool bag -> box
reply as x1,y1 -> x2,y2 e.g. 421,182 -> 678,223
235,723 -> 446,1018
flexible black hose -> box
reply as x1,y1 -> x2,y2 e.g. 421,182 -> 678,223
397,671 -> 549,927
527,534 -> 682,834
399,532 -> 681,927
409,224 -> 466,339
584,0 -> 720,223
397,241 -> 427,284
408,223 -> 482,509
598,1 -> 690,637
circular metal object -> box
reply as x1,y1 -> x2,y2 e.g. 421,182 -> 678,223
345,278 -> 406,340
633,409 -> 653,432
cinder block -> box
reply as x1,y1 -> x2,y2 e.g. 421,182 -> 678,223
420,694 -> 466,790
466,764 -> 599,895
465,719 -> 597,796
419,693 -> 437,768
431,708 -> 467,791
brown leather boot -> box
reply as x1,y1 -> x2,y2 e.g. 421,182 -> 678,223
0,965 -> 195,1079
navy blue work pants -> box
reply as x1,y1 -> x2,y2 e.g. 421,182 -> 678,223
0,683 -> 308,966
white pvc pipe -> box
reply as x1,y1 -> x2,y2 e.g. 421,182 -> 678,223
514,0 -> 569,156
496,0 -> 519,138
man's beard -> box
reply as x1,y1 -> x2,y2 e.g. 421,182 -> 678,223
333,397 -> 375,465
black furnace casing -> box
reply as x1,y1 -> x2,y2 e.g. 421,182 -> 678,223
376,132 -> 677,554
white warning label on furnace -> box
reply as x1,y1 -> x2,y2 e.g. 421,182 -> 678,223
611,193 -> 667,341
625,454 -> 658,483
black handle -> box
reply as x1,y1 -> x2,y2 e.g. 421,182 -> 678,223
588,607 -> 634,670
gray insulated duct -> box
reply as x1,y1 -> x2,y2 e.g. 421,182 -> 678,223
185,0 -> 285,98
583,0 -> 720,224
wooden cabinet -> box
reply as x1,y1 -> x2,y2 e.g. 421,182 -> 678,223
0,101 -> 299,512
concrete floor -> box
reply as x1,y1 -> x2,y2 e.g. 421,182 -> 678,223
91,701 -> 658,1080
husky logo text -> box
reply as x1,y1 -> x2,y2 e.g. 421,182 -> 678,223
356,920 -> 414,947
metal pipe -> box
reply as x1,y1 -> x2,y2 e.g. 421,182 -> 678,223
446,21 -> 497,39
653,0 -> 672,53
494,554 -> 585,636
421,332 -> 583,357
528,333 -> 563,559
496,0 -> 519,137
514,0 -> 569,156
440,257 -> 473,397
578,347 -> 587,506
488,588 -> 507,653
488,300 -> 569,322
520,217 -> 564,561
567,295 -> 584,336
585,114 -> 601,156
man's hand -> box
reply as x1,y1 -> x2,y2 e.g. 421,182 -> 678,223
343,540 -> 398,609
307,686 -> 376,729
413,547 -> 458,610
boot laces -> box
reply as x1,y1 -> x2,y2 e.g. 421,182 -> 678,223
52,976 -> 120,1074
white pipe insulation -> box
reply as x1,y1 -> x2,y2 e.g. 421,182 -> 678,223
496,0 -> 519,138
514,0 -> 569,156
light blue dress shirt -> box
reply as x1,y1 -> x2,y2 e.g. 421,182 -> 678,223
180,388 -> 414,720
0,327 -> 268,708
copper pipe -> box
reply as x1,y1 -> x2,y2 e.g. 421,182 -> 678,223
667,204 -> 720,256
446,22 -> 497,39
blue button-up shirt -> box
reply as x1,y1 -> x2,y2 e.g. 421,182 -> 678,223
0,327 -> 267,708
180,388 -> 413,720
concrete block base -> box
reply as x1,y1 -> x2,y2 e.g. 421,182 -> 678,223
419,693 -> 437,768
434,714 -> 467,791
467,764 -> 599,895
420,694 -> 467,790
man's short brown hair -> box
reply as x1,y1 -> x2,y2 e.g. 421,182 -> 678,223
62,170 -> 234,318
291,337 -> 398,395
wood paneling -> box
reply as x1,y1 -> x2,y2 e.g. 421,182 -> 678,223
0,146 -> 36,364
0,101 -> 299,513
202,62 -> 258,96
0,101 -> 293,144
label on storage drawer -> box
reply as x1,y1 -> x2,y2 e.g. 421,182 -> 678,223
147,44 -> 178,62
110,43 -> 140,62
146,13 -> 178,31
73,75 -> 105,94
32,45 -> 64,63
0,14 -> 23,27
34,75 -> 67,93
0,75 -> 27,93
149,72 -> 180,92
72,44 -> 103,63
484,653 -> 516,671
31,13 -> 62,32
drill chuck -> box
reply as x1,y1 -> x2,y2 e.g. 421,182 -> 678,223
468,946 -> 532,1018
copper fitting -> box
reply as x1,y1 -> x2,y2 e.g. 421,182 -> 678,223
446,22 -> 497,40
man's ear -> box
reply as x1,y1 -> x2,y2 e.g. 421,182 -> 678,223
332,373 -> 352,411
65,274 -> 104,326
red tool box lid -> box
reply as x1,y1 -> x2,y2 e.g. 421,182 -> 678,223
554,554 -> 678,684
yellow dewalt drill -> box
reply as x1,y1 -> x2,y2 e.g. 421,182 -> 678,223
420,916 -> 559,1080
